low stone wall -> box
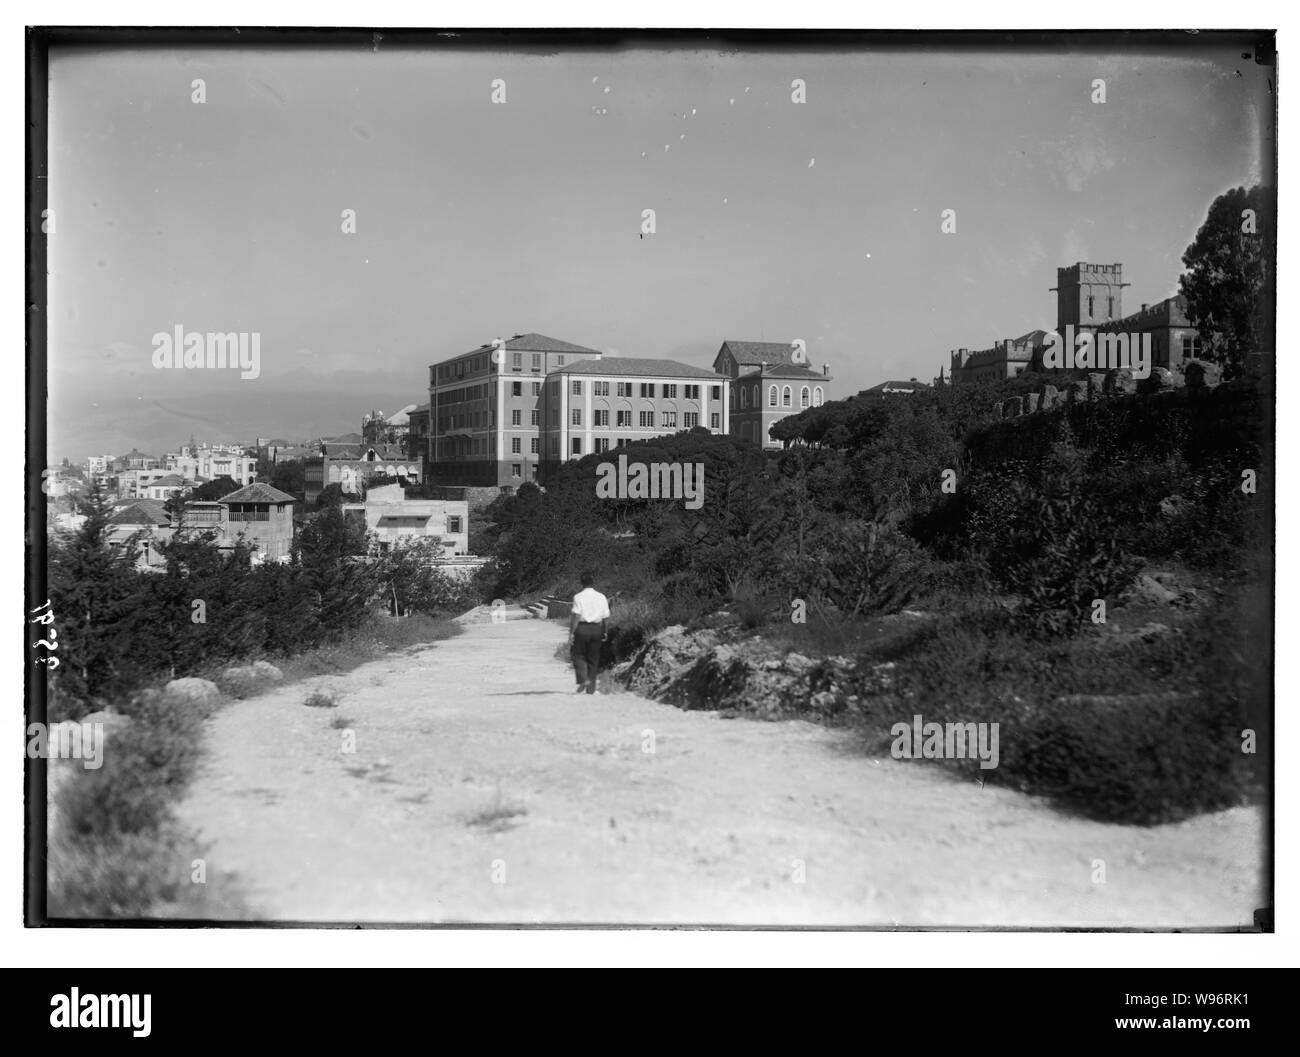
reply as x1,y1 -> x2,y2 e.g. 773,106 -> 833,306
994,359 -> 1224,420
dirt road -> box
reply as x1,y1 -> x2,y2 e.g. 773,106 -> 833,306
176,612 -> 1264,926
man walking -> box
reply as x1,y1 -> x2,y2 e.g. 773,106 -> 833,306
569,570 -> 611,695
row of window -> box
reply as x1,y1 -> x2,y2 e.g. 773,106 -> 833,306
733,384 -> 825,410
565,410 -> 713,428
435,352 -> 571,385
566,381 -> 720,399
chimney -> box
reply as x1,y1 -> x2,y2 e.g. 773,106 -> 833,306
1140,303 -> 1149,312
822,363 -> 829,376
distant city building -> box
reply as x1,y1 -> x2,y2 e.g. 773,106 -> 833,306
217,483 -> 296,561
537,357 -> 729,481
406,403 -> 431,463
949,330 -> 1047,386
303,443 -> 421,505
714,340 -> 830,449
342,483 -> 469,557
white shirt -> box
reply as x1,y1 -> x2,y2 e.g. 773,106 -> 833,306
571,587 -> 611,623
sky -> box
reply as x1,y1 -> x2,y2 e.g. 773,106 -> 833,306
45,37 -> 1271,461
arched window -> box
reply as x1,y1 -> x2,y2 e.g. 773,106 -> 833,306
740,386 -> 748,409
753,385 -> 759,406
782,386 -> 792,408
813,387 -> 824,407
800,386 -> 810,408
768,385 -> 778,407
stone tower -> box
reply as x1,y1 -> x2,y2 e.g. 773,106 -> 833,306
1051,262 -> 1129,334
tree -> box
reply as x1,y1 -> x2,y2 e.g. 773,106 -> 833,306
1179,184 -> 1273,378
47,485 -> 149,714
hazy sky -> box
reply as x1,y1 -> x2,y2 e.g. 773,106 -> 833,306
46,38 -> 1270,460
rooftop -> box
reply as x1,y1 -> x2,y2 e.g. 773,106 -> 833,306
548,357 -> 722,379
219,483 -> 297,505
108,499 -> 171,526
718,340 -> 811,368
737,364 -> 829,380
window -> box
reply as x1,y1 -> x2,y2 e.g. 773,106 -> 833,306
532,382 -> 541,396
710,385 -> 721,400
511,410 -> 521,426
557,355 -> 565,365
594,409 -> 609,426
512,381 -> 521,396
710,412 -> 720,429
512,352 -> 522,369
769,385 -> 779,407
740,387 -> 748,409
1107,296 -> 1114,318
616,382 -> 632,397
571,408 -> 582,426
532,353 -> 541,371
800,386 -> 811,408
1088,295 -> 1095,317
661,411 -> 677,428
511,463 -> 522,478
813,387 -> 824,407
550,437 -> 559,455
448,516 -> 463,533
685,384 -> 700,399
531,409 -> 538,425
617,410 -> 632,427
511,438 -> 521,454
594,381 -> 610,396
1181,335 -> 1202,359
640,383 -> 655,398
572,380 -> 583,396
782,386 -> 792,407
663,384 -> 678,398
684,412 -> 699,428
531,438 -> 539,454
639,410 -> 654,428
571,438 -> 582,455
595,438 -> 610,453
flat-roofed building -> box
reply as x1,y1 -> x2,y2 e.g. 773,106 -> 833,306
537,357 -> 729,481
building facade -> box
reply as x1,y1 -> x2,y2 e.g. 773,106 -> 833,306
342,483 -> 469,556
217,483 -> 295,561
713,340 -> 831,448
949,330 -> 1047,386
427,333 -> 604,487
537,357 -> 730,480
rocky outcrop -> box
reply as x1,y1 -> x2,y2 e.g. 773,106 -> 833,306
616,623 -> 900,719
217,661 -> 284,699
162,677 -> 222,709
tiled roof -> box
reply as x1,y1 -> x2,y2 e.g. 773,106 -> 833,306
108,499 -> 171,526
548,357 -> 722,379
718,340 -> 807,368
149,474 -> 189,488
866,379 -> 930,392
219,483 -> 297,504
456,333 -> 604,358
737,364 -> 829,380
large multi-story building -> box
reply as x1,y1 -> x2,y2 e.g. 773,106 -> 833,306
1089,295 -> 1204,375
427,333 -> 604,487
713,340 -> 831,449
342,483 -> 469,557
537,357 -> 730,481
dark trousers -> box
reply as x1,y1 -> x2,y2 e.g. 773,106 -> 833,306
572,622 -> 603,693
